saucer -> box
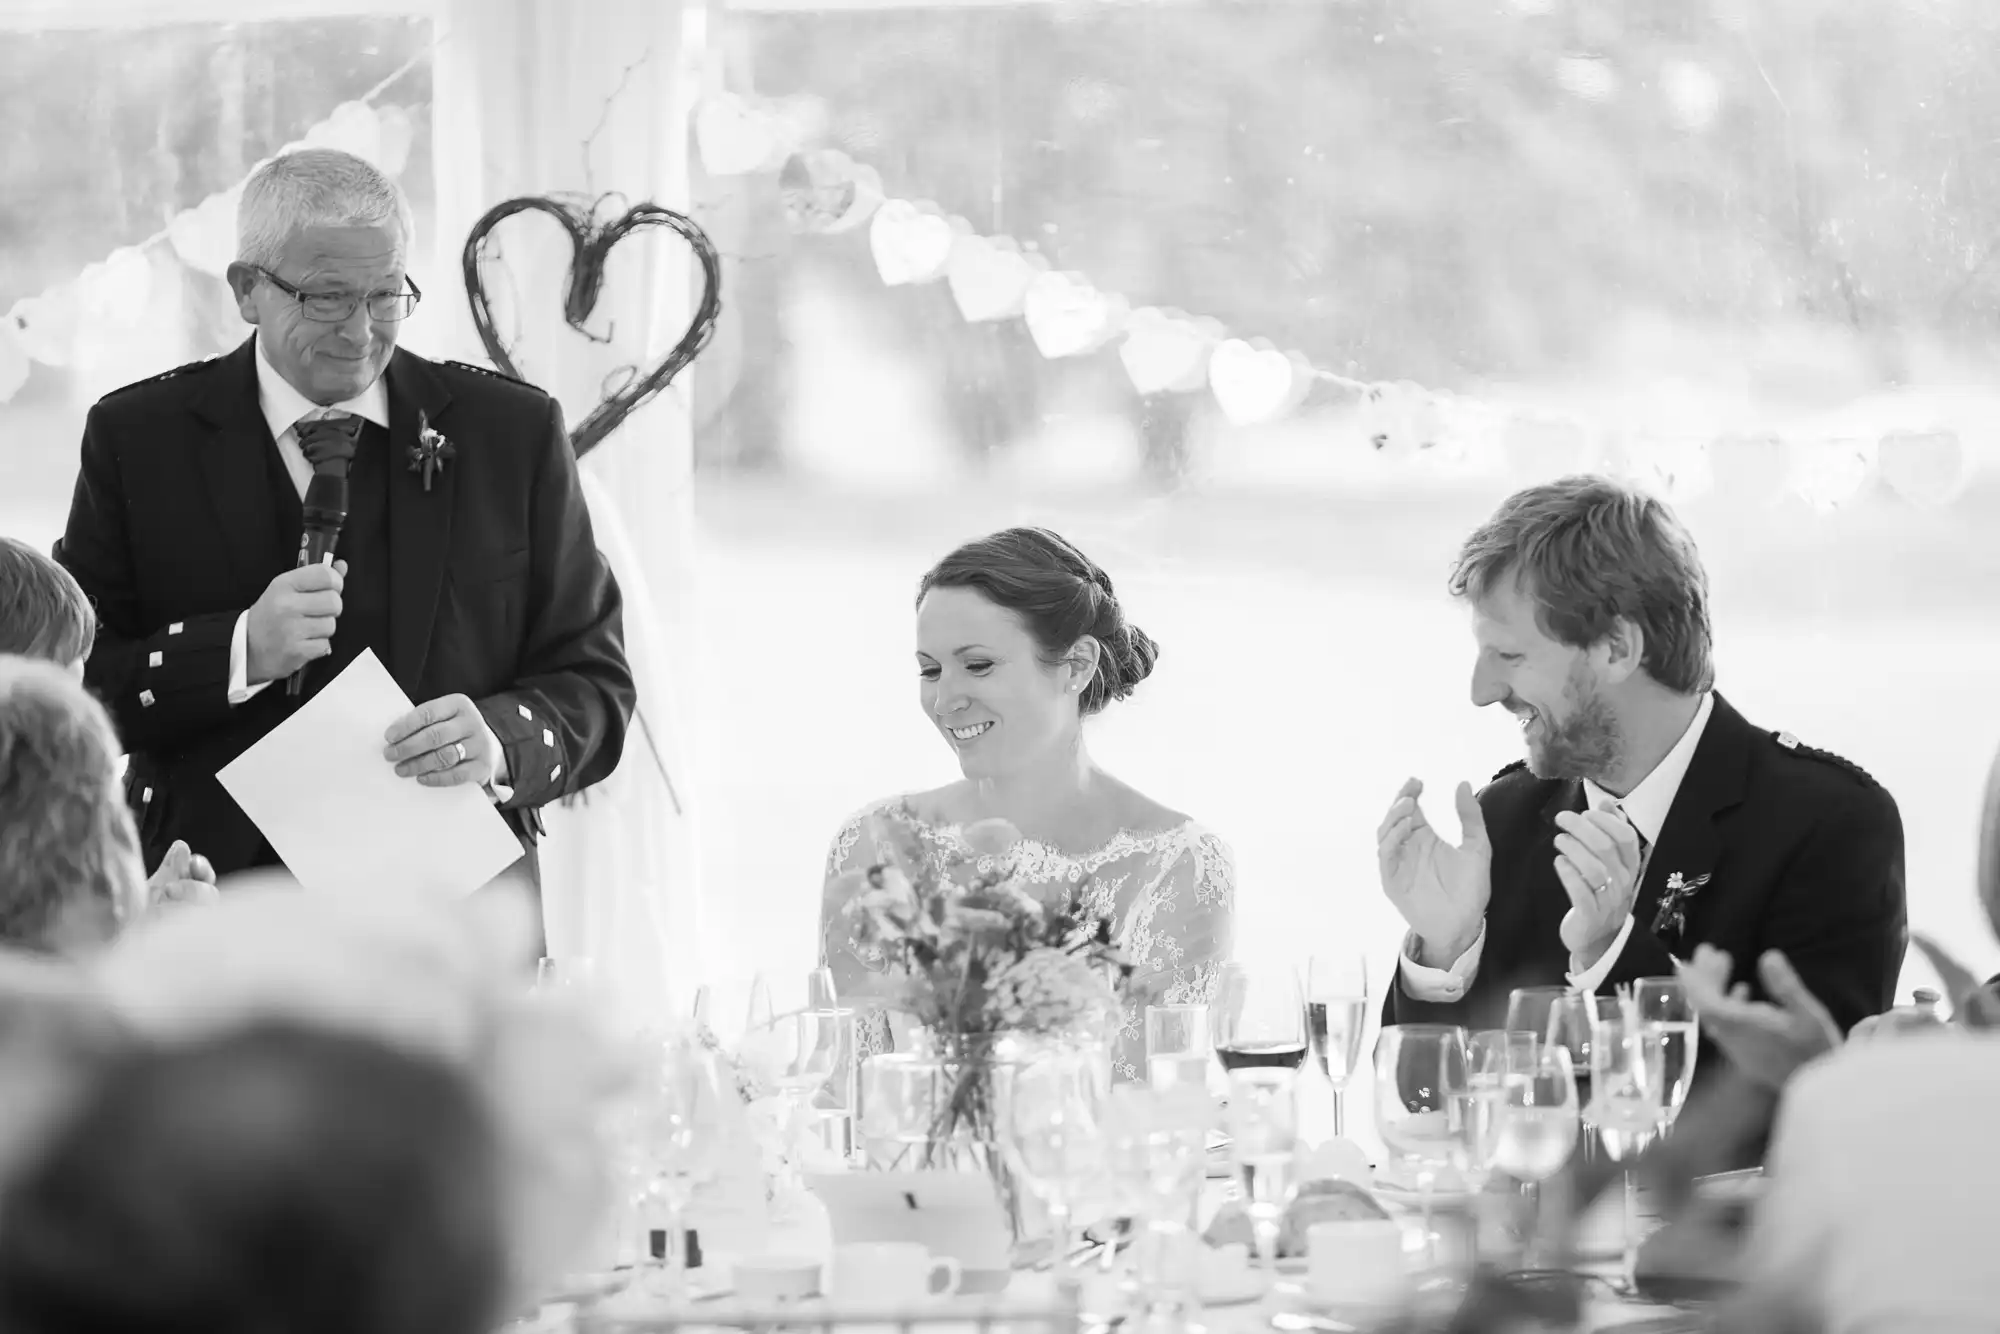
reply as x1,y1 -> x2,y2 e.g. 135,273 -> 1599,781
1197,1269 -> 1269,1307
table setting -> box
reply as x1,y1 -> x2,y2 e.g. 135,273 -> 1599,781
510,821 -> 1729,1334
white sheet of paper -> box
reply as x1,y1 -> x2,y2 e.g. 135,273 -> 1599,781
217,650 -> 523,898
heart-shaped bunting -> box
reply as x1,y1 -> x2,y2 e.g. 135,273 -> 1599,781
946,235 -> 1042,322
696,94 -> 790,177
1022,271 -> 1126,359
779,150 -> 883,235
869,201 -> 959,287
1208,338 -> 1310,425
1878,428 -> 1969,507
1118,308 -> 1215,395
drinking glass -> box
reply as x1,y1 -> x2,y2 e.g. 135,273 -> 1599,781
1373,1023 -> 1470,1264
1588,998 -> 1666,1291
1464,1031 -> 1538,1188
1508,987 -> 1596,1158
1145,1003 -> 1212,1091
1304,951 -> 1370,1137
1008,1053 -> 1106,1286
1210,963 -> 1308,1074
622,1033 -> 723,1296
1632,976 -> 1699,1131
1225,1067 -> 1300,1280
1100,1083 -> 1210,1323
1489,1044 -> 1579,1265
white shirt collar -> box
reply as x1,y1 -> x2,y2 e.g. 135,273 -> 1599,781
1582,692 -> 1714,845
253,334 -> 391,442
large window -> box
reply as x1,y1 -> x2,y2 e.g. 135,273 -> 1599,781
685,1 -> 2000,996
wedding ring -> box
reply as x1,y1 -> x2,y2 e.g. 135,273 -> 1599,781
1595,880 -> 1610,895
452,740 -> 468,767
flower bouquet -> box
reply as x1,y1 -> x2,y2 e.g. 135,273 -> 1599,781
832,805 -> 1133,1231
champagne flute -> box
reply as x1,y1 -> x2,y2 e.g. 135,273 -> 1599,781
1588,995 -> 1666,1292
1632,976 -> 1699,1131
1211,963 -> 1308,1073
1304,951 -> 1370,1138
1373,1024 -> 1470,1266
1226,1066 -> 1300,1281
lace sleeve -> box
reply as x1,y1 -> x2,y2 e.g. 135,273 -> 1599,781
818,800 -> 908,1005
1110,827 -> 1238,1080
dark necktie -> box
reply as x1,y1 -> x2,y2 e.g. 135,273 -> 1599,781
296,411 -> 363,480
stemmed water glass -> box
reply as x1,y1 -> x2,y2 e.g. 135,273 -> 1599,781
1373,1024 -> 1471,1266
1007,1051 -> 1105,1286
1588,994 -> 1667,1292
1508,987 -> 1597,1159
618,1032 -> 723,1297
1304,951 -> 1370,1138
1210,963 -> 1309,1073
1225,1066 -> 1301,1281
1632,976 -> 1699,1133
1102,1083 -> 1211,1323
1488,1043 -> 1580,1266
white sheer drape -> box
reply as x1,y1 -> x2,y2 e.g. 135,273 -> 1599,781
425,0 -> 705,1026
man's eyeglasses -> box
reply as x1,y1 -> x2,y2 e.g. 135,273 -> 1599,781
251,267 -> 422,323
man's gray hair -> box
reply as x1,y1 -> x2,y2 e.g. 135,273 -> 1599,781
0,656 -> 143,954
236,147 -> 415,271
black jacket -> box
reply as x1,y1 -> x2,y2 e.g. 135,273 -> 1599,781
55,338 -> 636,876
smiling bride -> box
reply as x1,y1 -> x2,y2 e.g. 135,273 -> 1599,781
819,527 -> 1237,1082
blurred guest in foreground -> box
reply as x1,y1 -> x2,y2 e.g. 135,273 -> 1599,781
90,874 -> 624,1305
0,1022 -> 508,1334
0,656 -> 152,954
1377,477 -> 1905,1112
820,527 -> 1235,1081
1693,739 -> 2000,1333
0,537 -> 218,900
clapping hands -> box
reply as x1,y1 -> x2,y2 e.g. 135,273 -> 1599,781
144,839 -> 218,914
1377,777 -> 1492,966
1677,944 -> 1840,1091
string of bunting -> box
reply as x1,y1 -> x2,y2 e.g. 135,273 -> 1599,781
0,60 -> 424,407
698,89 -> 1976,510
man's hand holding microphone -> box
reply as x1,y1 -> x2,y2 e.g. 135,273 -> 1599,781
244,560 -> 345,686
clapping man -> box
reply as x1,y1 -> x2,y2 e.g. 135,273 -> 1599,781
1377,477 -> 1906,1112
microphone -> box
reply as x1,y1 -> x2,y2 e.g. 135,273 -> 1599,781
286,470 -> 349,697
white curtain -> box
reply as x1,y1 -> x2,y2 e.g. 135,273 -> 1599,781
424,0 -> 706,1027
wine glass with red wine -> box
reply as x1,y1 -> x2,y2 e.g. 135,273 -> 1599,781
1210,963 -> 1308,1074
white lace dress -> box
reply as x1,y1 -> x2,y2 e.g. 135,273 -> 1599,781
820,800 -> 1238,1082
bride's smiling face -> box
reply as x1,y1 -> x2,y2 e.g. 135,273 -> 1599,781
916,586 -> 1080,777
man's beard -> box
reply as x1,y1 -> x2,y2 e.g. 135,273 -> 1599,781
1525,670 -> 1622,782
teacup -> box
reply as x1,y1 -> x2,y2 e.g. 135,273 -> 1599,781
828,1242 -> 961,1305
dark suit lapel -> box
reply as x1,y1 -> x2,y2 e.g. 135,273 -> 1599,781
383,349 -> 455,693
1636,693 -> 1752,942
190,338 -> 279,597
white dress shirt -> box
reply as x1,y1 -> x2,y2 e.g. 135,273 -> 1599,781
225,336 -> 391,705
1399,691 -> 1715,1000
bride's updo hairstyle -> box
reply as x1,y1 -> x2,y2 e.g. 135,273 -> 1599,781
918,527 -> 1159,717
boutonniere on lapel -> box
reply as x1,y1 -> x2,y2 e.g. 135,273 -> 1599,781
1652,870 -> 1713,938
409,411 -> 456,492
